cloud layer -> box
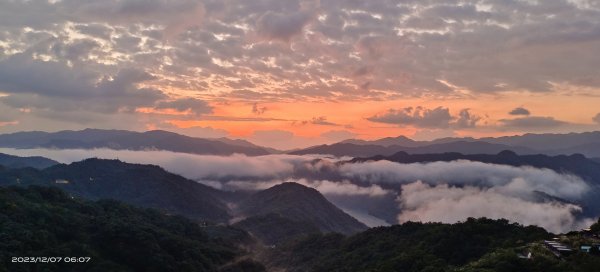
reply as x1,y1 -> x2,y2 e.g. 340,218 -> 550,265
0,148 -> 594,232
397,181 -> 593,233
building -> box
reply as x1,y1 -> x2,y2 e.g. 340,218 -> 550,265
544,240 -> 574,257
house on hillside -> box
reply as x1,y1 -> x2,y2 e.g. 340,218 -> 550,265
54,179 -> 70,184
544,240 -> 574,257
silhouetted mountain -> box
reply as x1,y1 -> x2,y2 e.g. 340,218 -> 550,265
0,128 -> 273,156
0,158 -> 231,222
233,213 -> 321,245
549,142 -> 600,158
341,136 -> 424,147
480,131 -> 600,152
351,150 -> 600,183
0,152 -> 58,169
238,183 -> 367,235
338,131 -> 600,157
0,186 -> 256,272
290,141 -> 535,157
407,141 -> 535,154
289,143 -> 397,157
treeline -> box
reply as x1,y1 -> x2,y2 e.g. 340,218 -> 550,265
266,218 -> 600,272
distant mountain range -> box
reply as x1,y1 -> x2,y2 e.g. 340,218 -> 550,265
292,131 -> 600,157
0,152 -> 58,169
0,128 -> 272,156
2,129 -> 600,157
290,141 -> 536,157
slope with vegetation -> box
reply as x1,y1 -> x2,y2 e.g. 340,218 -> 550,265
0,158 -> 231,222
266,218 -> 600,272
238,182 -> 368,236
0,186 -> 261,272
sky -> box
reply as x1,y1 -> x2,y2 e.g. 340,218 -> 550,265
1,0 -> 600,149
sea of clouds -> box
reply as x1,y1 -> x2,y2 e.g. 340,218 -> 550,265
0,148 -> 595,232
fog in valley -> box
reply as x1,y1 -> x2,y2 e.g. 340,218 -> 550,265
1,147 -> 594,233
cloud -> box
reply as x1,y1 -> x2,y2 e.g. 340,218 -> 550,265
252,103 -> 267,115
320,130 -> 357,142
256,10 -> 314,42
3,0 -> 600,134
397,181 -> 593,233
454,109 -> 480,128
155,98 -> 213,116
340,159 -> 594,232
2,0 -> 600,105
509,107 -> 531,116
297,116 -> 340,126
340,160 -> 589,200
0,56 -> 165,114
368,107 -> 480,129
593,113 -> 600,124
499,116 -> 568,129
0,148 -> 304,180
367,106 -> 453,128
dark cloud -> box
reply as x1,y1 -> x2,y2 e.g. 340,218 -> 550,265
593,113 -> 600,124
368,107 -> 481,130
454,109 -> 481,128
499,116 -> 568,129
509,107 -> 531,116
251,103 -> 268,115
2,0 -> 600,101
367,107 -> 453,128
0,55 -> 165,114
256,10 -> 313,42
155,98 -> 213,116
301,116 -> 339,126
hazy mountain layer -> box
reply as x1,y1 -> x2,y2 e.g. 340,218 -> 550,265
0,152 -> 58,169
290,141 -> 536,157
0,129 -> 272,156
330,131 -> 600,157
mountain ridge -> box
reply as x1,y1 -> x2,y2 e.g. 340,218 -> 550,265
238,182 -> 368,235
0,152 -> 59,169
0,128 -> 274,156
